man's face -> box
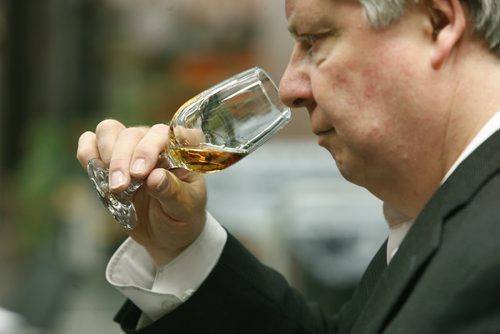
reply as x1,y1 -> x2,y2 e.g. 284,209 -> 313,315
280,0 -> 447,202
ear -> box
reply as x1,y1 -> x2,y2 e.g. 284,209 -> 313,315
429,0 -> 466,69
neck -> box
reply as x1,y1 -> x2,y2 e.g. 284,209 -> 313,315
383,48 -> 500,219
440,51 -> 500,176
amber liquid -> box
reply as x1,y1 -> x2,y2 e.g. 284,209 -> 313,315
170,144 -> 248,173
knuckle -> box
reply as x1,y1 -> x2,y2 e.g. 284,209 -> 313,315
111,155 -> 130,165
120,127 -> 138,137
118,127 -> 147,140
96,119 -> 121,133
109,155 -> 131,171
133,144 -> 152,158
132,145 -> 160,169
151,123 -> 169,133
135,126 -> 168,157
78,131 -> 94,145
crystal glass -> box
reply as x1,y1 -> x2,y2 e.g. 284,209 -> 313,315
87,67 -> 291,230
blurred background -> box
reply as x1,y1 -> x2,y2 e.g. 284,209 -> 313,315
0,0 -> 387,333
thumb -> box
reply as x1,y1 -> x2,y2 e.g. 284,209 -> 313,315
146,168 -> 206,219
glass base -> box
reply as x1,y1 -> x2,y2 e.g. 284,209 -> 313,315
87,159 -> 138,230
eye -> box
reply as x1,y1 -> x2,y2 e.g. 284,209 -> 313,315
293,28 -> 338,62
298,35 -> 319,55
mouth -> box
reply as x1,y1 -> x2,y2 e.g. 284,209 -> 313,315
313,128 -> 335,136
313,128 -> 335,147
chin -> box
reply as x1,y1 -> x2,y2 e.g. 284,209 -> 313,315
335,159 -> 365,187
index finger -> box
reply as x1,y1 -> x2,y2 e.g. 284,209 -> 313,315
130,123 -> 170,179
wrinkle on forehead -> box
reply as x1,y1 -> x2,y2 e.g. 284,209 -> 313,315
286,0 -> 368,36
286,0 -> 358,20
286,0 -> 322,32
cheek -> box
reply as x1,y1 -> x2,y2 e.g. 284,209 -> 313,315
312,64 -> 406,166
314,51 -> 389,103
360,66 -> 383,100
311,66 -> 358,119
312,63 -> 386,134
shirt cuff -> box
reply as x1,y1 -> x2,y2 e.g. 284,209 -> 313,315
106,212 -> 227,322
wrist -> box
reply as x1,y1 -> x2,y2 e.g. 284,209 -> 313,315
146,220 -> 207,267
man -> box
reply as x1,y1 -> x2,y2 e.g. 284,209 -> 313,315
77,0 -> 500,332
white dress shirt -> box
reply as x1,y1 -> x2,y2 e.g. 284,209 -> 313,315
106,212 -> 227,326
107,111 -> 500,325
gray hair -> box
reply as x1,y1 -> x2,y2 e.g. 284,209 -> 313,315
358,0 -> 500,55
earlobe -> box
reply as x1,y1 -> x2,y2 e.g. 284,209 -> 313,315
429,0 -> 466,69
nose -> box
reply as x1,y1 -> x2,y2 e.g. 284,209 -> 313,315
279,52 -> 314,109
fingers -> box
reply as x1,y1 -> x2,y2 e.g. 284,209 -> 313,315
77,131 -> 99,168
107,126 -> 149,191
78,120 -> 209,266
77,119 -> 168,191
108,123 -> 169,192
95,119 -> 126,164
76,119 -> 126,169
129,124 -> 170,179
77,119 -> 171,192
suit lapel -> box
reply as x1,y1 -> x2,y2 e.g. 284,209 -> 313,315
337,240 -> 388,334
350,198 -> 443,334
349,129 -> 500,333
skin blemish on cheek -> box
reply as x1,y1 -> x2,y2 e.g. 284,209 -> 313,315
363,81 -> 377,99
335,72 -> 350,86
360,67 -> 382,100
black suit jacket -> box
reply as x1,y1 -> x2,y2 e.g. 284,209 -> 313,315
114,130 -> 500,333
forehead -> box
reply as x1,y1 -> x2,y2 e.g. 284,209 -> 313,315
285,0 -> 360,33
285,0 -> 329,20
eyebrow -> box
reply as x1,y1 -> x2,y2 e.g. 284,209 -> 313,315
288,24 -> 339,42
287,16 -> 338,39
287,24 -> 299,38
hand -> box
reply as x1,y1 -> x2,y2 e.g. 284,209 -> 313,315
76,119 -> 207,267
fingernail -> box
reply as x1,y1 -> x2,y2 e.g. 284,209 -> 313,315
155,173 -> 168,192
110,171 -> 125,190
131,158 -> 146,174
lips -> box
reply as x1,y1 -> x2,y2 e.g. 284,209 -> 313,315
309,106 -> 335,138
313,128 -> 335,136
313,129 -> 334,149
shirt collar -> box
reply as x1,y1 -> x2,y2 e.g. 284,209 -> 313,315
442,111 -> 500,183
